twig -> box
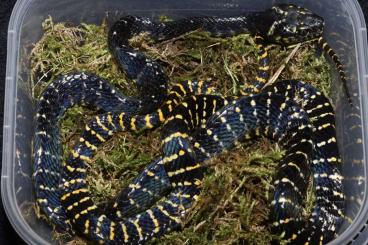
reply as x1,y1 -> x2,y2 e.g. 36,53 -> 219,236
266,43 -> 301,87
159,29 -> 200,45
223,55 -> 239,95
207,42 -> 221,48
208,176 -> 247,220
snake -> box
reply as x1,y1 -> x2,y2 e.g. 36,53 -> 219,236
58,79 -> 343,244
32,3 -> 344,244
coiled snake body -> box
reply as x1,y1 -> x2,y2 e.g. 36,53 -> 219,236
33,4 -> 344,244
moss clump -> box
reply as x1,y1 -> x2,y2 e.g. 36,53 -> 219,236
30,16 -> 333,244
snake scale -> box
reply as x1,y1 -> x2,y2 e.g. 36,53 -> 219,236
33,4 -> 345,244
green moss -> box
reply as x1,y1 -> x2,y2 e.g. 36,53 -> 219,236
30,16 -> 333,244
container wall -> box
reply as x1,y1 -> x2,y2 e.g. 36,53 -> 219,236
3,0 -> 368,244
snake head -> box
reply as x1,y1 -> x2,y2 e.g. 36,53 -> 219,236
266,4 -> 324,45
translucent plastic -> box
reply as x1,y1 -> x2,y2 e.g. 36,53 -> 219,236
2,0 -> 368,244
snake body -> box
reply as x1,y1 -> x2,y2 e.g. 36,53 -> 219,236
33,4 -> 344,244
60,89 -> 314,244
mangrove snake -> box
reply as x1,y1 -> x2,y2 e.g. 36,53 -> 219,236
32,4 -> 344,244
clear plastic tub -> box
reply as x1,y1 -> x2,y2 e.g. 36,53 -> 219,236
2,0 -> 368,244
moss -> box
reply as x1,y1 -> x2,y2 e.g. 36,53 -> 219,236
30,16 -> 333,244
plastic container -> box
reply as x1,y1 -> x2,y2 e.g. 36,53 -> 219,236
2,0 -> 368,244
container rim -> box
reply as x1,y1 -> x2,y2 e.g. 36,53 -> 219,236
329,0 -> 368,244
2,0 -> 368,244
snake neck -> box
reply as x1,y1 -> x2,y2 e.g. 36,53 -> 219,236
246,10 -> 278,36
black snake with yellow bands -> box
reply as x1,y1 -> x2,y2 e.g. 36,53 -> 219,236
58,79 -> 343,244
33,4 -> 344,244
